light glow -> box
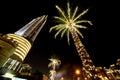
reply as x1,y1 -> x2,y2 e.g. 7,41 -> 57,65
2,73 -> 15,78
75,69 -> 80,75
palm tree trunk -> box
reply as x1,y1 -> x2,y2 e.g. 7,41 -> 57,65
53,64 -> 55,70
69,27 -> 95,77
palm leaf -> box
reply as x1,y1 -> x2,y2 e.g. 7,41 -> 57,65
73,9 -> 89,22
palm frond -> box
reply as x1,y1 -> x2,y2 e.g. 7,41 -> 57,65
75,20 -> 92,25
54,16 -> 67,23
54,27 -> 65,38
48,63 -> 52,67
67,2 -> 71,19
75,25 -> 88,29
49,25 -> 59,32
74,27 -> 84,38
56,5 -> 68,22
73,9 -> 89,22
61,28 -> 68,38
49,24 -> 64,32
72,6 -> 78,20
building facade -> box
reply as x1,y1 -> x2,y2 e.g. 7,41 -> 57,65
0,15 -> 47,77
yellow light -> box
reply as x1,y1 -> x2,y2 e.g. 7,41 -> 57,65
84,77 -> 88,80
7,34 -> 31,61
60,77 -> 64,80
75,69 -> 80,75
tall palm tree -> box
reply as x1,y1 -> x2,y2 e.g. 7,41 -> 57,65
49,2 -> 94,78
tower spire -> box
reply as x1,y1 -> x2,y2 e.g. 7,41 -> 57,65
15,15 -> 48,43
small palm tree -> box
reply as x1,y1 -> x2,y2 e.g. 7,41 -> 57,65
49,70 -> 56,80
48,58 -> 61,70
49,1 -> 94,78
48,55 -> 61,80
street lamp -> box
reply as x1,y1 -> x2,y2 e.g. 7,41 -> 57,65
75,69 -> 80,75
75,69 -> 80,80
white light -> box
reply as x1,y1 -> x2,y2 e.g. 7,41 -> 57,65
12,77 -> 27,80
2,73 -> 15,78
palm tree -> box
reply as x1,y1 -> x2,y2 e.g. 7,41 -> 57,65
49,70 -> 56,80
48,56 -> 61,70
48,55 -> 61,80
49,1 -> 94,78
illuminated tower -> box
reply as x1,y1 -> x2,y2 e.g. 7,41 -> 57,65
0,15 -> 47,75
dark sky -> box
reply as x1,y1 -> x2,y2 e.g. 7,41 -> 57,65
0,0 -> 120,75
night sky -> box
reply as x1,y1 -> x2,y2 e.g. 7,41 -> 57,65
0,0 -> 120,75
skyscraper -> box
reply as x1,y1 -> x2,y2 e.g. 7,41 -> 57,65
0,15 -> 47,76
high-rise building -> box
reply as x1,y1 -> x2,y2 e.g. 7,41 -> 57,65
0,15 -> 47,76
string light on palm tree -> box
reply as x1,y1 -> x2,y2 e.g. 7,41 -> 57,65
48,56 -> 61,70
49,1 -> 95,79
49,70 -> 56,80
48,55 -> 61,80
50,2 -> 92,45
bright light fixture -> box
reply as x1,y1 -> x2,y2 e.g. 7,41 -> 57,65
2,73 -> 15,78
